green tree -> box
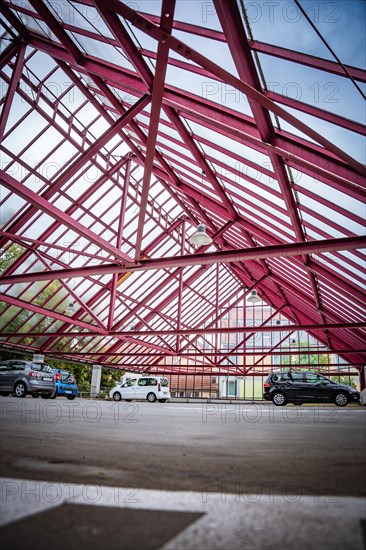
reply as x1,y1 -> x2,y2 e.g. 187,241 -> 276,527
0,243 -> 25,274
282,340 -> 330,368
101,367 -> 123,389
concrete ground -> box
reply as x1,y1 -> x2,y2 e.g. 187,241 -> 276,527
1,397 -> 365,549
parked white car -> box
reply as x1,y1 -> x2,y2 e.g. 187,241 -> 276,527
109,376 -> 170,403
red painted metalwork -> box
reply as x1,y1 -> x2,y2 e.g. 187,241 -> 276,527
1,236 -> 364,285
0,41 -> 25,139
0,0 -> 365,382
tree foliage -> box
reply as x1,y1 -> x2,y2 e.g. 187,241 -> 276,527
1,245 -> 124,393
0,243 -> 25,274
282,340 -> 330,368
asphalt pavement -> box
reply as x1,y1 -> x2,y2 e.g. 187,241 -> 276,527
1,398 -> 365,549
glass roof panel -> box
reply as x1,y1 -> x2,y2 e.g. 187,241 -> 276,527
0,0 -> 364,373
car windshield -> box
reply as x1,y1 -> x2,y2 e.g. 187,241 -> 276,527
59,371 -> 74,382
319,376 -> 335,384
32,363 -> 52,372
123,379 -> 137,387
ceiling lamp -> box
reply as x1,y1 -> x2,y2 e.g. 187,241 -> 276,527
65,302 -> 75,314
247,290 -> 261,303
188,223 -> 212,246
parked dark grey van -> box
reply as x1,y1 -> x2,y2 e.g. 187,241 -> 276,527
263,370 -> 360,406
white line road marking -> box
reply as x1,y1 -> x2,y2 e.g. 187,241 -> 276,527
164,407 -> 204,410
165,405 -> 365,413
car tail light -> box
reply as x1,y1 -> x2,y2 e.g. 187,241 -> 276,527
264,383 -> 270,388
55,372 -> 61,380
28,371 -> 41,378
158,383 -> 161,391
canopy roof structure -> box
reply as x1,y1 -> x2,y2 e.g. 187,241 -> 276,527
0,1 -> 365,378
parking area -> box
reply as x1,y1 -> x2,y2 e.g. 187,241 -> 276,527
1,398 -> 365,549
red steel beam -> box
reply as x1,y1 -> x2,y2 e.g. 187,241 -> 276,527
0,231 -> 112,262
165,108 -> 238,216
87,1 -> 228,268
108,0 -> 366,176
0,1 -> 30,39
266,91 -> 365,136
1,235 -> 364,285
134,0 -> 176,260
9,2 -> 365,82
13,349 -> 363,357
162,88 -> 365,193
125,10 -> 366,88
141,13 -> 366,82
28,0 -> 85,65
93,0 -> 154,89
211,0 -> 353,328
0,171 -> 132,261
250,40 -> 366,83
214,0 -> 272,142
93,0 -> 178,261
0,40 -> 21,70
2,22 -> 364,197
0,41 -> 26,139
108,155 -> 132,330
0,93 -> 151,250
17,32 -> 364,192
0,293 -> 107,333
1,3 -> 364,366
7,1 -> 363,140
139,47 -> 365,136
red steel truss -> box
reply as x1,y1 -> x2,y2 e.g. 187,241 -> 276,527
0,1 -> 365,383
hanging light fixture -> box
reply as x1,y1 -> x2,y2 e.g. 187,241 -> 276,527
188,223 -> 213,246
65,302 -> 75,314
188,170 -> 213,247
247,290 -> 261,303
65,278 -> 76,315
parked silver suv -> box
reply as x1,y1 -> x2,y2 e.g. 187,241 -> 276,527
0,360 -> 55,398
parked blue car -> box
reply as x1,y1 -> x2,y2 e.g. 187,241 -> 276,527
50,369 -> 78,399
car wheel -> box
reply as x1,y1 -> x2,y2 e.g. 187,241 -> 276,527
14,382 -> 27,398
334,392 -> 348,407
66,395 -> 76,400
41,394 -> 50,399
158,399 -> 167,403
147,392 -> 157,403
272,392 -> 287,406
113,392 -> 122,401
0,392 -> 10,396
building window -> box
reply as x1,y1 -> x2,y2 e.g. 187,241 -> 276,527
227,381 -> 236,397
